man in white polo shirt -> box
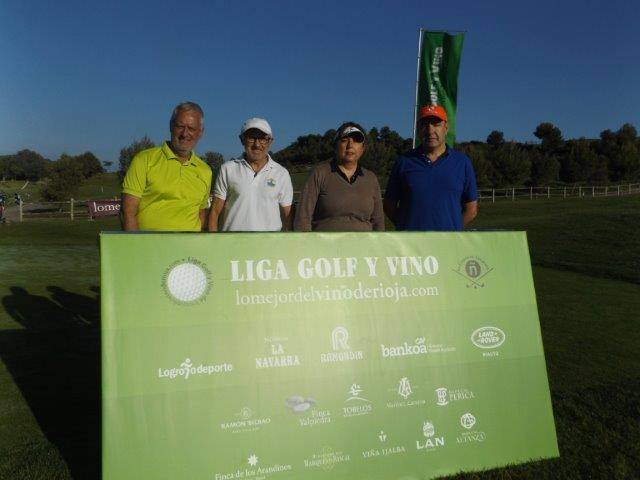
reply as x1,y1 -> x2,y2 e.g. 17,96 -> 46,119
208,117 -> 293,231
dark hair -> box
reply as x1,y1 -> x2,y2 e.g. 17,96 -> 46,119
334,121 -> 367,144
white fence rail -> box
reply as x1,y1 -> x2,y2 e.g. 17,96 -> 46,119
479,183 -> 640,202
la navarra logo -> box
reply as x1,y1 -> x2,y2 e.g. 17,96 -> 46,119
162,257 -> 212,305
453,256 -> 493,289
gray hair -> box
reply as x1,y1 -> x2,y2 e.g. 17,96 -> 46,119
170,101 -> 204,128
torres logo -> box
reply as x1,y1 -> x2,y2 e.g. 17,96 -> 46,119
162,257 -> 212,304
453,256 -> 493,289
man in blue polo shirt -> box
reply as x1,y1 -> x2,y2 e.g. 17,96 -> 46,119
383,105 -> 478,231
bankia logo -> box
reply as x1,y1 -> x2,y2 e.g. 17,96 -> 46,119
162,257 -> 212,305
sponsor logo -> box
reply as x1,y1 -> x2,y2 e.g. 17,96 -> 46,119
362,431 -> 406,459
435,387 -> 476,406
343,383 -> 372,417
381,336 -> 455,357
266,178 -> 276,187
457,413 -> 487,445
256,336 -> 302,369
460,412 -> 476,429
219,407 -> 272,434
387,377 -> 426,409
471,327 -> 506,350
157,357 -> 233,380
162,258 -> 212,305
453,256 -> 493,289
213,452 -> 292,480
320,326 -> 364,363
303,447 -> 350,471
416,421 -> 445,451
286,396 -> 332,427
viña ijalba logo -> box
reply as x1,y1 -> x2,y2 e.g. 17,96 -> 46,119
162,257 -> 212,305
453,256 -> 493,289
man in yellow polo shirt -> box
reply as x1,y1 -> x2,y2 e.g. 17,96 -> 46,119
121,102 -> 212,231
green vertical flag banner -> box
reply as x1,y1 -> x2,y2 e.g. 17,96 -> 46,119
101,231 -> 558,480
416,30 -> 465,147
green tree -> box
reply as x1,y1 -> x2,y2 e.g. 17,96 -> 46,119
486,130 -> 505,148
41,155 -> 85,200
529,150 -> 560,186
203,151 -> 224,178
489,142 -> 531,186
74,151 -> 104,178
458,142 -> 493,187
118,136 -> 155,179
534,122 -> 564,154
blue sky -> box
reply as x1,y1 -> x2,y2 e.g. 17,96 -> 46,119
1,0 -> 638,165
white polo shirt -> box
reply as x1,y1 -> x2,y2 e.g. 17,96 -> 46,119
213,155 -> 293,231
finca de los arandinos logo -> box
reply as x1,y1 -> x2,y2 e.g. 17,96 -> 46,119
162,257 -> 212,305
453,256 -> 493,289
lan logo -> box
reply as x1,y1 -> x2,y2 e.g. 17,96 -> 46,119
453,256 -> 493,289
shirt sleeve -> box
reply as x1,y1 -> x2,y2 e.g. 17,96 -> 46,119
200,166 -> 213,209
278,170 -> 294,207
462,158 -> 479,203
371,176 -> 385,231
212,163 -> 228,200
384,157 -> 402,202
121,153 -> 148,198
293,167 -> 320,232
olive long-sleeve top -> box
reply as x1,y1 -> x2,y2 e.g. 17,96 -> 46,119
294,160 -> 385,232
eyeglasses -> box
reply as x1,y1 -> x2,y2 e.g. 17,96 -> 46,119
244,136 -> 272,145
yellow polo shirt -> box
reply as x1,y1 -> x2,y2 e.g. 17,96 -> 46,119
122,142 -> 212,231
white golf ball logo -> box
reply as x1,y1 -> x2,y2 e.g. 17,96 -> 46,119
166,262 -> 208,303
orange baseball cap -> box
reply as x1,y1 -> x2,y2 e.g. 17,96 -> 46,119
419,104 -> 447,122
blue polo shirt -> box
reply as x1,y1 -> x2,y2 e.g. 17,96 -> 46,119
385,146 -> 478,231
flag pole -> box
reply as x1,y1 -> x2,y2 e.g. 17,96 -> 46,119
412,28 -> 424,148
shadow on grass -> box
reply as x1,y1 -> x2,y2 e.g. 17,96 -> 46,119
0,286 -> 100,480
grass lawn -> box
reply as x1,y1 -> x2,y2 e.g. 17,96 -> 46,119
0,196 -> 639,479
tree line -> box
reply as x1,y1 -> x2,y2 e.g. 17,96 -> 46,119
1,121 -> 638,201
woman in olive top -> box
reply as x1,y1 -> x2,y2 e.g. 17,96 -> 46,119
294,122 -> 384,232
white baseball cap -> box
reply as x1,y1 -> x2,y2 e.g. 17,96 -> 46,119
240,117 -> 272,136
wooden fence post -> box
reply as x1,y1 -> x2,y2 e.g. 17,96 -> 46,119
70,198 -> 74,221
19,201 -> 23,222
492,189 -> 495,203
563,187 -> 567,199
512,187 -> 515,201
579,186 -> 582,198
529,187 -> 533,200
617,185 -> 620,196
592,187 -> 595,197
547,186 -> 550,199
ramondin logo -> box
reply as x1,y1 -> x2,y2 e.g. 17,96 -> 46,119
471,326 -> 506,349
453,256 -> 493,289
162,257 -> 212,304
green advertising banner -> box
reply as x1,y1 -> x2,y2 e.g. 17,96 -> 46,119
415,30 -> 465,147
101,232 -> 558,480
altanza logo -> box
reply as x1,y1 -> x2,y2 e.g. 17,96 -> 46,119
158,358 -> 233,380
381,337 -> 427,358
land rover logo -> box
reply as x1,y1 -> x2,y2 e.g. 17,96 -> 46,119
162,258 -> 212,305
471,327 -> 506,349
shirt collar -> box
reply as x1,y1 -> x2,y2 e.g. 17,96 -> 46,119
417,145 -> 450,162
330,159 -> 364,184
162,141 -> 196,165
235,153 -> 274,172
